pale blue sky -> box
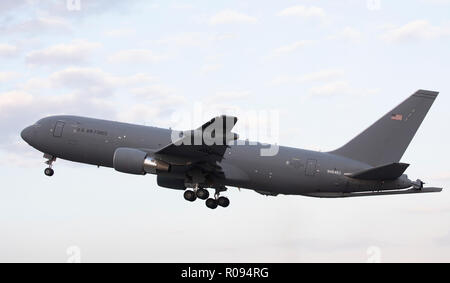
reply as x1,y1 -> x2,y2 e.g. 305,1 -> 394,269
1,0 -> 450,262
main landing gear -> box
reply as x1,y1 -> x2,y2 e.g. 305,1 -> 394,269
44,154 -> 56,177
183,186 -> 230,209
206,192 -> 230,209
183,190 -> 197,202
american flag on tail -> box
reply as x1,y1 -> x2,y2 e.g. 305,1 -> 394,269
391,114 -> 403,121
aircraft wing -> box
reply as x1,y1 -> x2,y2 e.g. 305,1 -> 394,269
155,115 -> 239,165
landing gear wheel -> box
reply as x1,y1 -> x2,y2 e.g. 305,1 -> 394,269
196,188 -> 209,200
217,196 -> 230,208
205,198 -> 218,209
44,168 -> 54,177
183,190 -> 197,202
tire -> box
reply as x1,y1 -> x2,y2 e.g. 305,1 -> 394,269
196,188 -> 209,200
183,190 -> 196,202
217,196 -> 230,207
44,168 -> 54,177
205,198 -> 218,209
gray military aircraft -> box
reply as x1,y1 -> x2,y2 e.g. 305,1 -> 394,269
21,89 -> 442,209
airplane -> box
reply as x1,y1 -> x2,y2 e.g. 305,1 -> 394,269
21,89 -> 442,209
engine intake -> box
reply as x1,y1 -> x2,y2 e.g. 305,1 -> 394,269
113,147 -> 170,175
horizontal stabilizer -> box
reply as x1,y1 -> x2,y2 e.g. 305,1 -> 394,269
345,163 -> 409,180
303,187 -> 442,198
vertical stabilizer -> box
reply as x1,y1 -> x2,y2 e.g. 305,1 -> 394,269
330,90 -> 438,166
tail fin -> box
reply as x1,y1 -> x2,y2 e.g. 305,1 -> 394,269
330,90 -> 438,166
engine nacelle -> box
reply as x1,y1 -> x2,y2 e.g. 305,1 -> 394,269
113,147 -> 170,175
157,176 -> 186,190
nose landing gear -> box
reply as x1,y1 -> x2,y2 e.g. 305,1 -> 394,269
44,154 -> 56,177
44,167 -> 54,176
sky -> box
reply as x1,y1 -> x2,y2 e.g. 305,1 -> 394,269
1,0 -> 450,262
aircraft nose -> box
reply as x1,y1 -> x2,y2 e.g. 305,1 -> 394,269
21,126 -> 34,143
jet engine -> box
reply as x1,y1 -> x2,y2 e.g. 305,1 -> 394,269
113,147 -> 170,175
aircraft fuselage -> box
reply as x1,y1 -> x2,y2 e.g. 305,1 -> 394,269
21,115 -> 412,197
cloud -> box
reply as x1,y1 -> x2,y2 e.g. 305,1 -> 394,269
49,68 -> 116,93
116,73 -> 159,85
19,67 -> 158,99
421,0 -> 450,4
271,69 -> 344,85
200,64 -> 223,74
131,85 -> 176,98
0,90 -> 52,132
277,5 -> 327,22
430,172 -> 450,182
308,81 -> 350,96
0,0 -> 143,36
3,0 -> 143,18
20,78 -> 53,91
156,32 -> 237,47
118,95 -> 187,126
108,49 -> 165,64
308,81 -> 379,97
0,68 -> 163,149
211,33 -> 237,41
209,10 -> 257,25
171,3 -> 193,10
0,0 -> 27,13
436,230 -> 450,246
272,40 -> 315,56
25,40 -> 101,66
381,20 -> 450,43
0,90 -> 33,114
328,27 -> 363,43
0,71 -> 20,82
156,32 -> 207,47
0,90 -> 116,143
118,104 -> 161,125
104,28 -> 136,37
0,65 -> 170,154
0,139 -> 44,168
209,90 -> 252,101
271,70 -> 377,97
47,67 -> 157,96
3,17 -> 71,34
0,43 -> 18,57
